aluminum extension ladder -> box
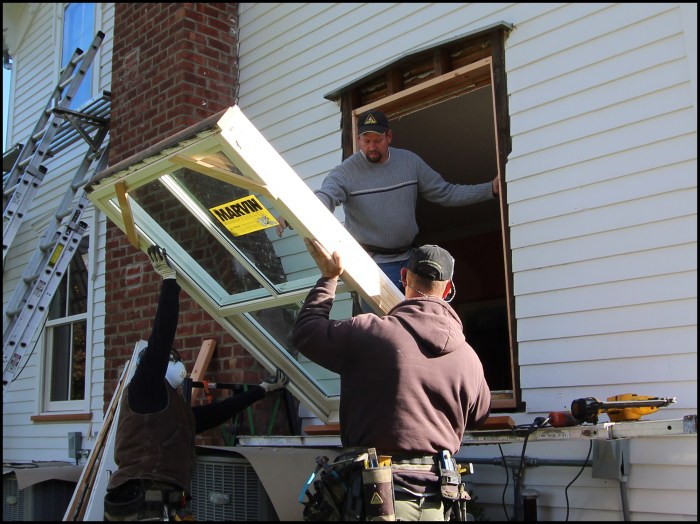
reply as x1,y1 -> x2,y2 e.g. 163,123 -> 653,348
2,213 -> 89,393
3,30 -> 105,266
2,138 -> 109,394
2,32 -> 110,394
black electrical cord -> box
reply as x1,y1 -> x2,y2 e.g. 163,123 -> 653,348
565,439 -> 593,521
498,443 -> 510,521
511,417 -> 549,520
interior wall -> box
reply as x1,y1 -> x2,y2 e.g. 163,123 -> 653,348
389,87 -> 511,391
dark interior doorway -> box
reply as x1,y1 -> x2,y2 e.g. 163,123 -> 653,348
389,87 -> 512,392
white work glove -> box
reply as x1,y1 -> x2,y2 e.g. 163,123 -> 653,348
259,369 -> 289,393
147,244 -> 176,280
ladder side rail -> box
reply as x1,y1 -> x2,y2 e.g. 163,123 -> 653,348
8,30 -> 106,183
2,221 -> 89,392
2,164 -> 49,266
2,48 -> 83,191
2,129 -> 106,268
6,92 -> 110,183
3,193 -> 91,326
2,31 -> 105,263
56,142 -> 109,223
18,30 -> 106,174
4,30 -> 105,195
51,127 -> 109,227
3,142 -> 108,336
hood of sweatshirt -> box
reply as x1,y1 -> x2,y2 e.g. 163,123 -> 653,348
388,297 -> 465,356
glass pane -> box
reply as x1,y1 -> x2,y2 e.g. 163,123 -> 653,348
62,3 -> 95,109
48,276 -> 68,320
68,237 -> 89,315
50,324 -> 72,401
71,321 -> 87,401
129,176 -> 265,297
49,236 -> 88,318
49,322 -> 86,402
246,291 -> 356,397
128,168 -> 323,302
170,168 -> 289,287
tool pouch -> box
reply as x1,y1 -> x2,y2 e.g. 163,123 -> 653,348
301,452 -> 365,521
362,466 -> 396,521
104,485 -> 147,521
439,457 -> 462,501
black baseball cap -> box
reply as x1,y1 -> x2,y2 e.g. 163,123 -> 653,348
407,245 -> 454,281
357,109 -> 390,135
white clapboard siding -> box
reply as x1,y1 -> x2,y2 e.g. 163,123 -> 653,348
511,189 -> 696,250
516,272 -> 696,317
509,160 -> 695,227
512,216 -> 695,273
514,243 -> 697,295
2,2 -> 115,464
506,133 -> 697,202
518,327 -> 697,364
237,3 -> 696,520
520,354 -> 696,388
506,4 -> 681,93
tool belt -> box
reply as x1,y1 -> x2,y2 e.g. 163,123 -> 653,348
300,449 -> 472,521
391,453 -> 440,466
436,451 -> 471,521
104,479 -> 187,521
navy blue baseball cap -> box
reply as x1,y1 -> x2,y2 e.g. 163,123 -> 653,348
357,109 -> 390,135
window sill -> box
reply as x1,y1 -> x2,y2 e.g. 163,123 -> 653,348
31,413 -> 93,423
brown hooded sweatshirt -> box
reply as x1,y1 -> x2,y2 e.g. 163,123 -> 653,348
292,277 -> 491,494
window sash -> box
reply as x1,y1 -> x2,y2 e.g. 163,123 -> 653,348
62,2 -> 95,109
43,234 -> 90,412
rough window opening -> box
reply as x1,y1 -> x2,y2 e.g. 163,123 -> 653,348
327,24 -> 519,409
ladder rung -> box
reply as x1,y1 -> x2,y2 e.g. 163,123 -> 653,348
69,50 -> 84,66
58,75 -> 76,91
3,31 -> 105,269
31,128 -> 48,143
39,237 -> 56,251
22,271 -> 41,285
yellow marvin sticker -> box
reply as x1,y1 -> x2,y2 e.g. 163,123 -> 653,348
209,195 -> 279,237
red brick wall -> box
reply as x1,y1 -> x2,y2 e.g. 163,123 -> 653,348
109,3 -> 239,165
105,3 -> 294,443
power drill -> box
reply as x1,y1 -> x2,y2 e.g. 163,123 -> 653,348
570,394 -> 676,424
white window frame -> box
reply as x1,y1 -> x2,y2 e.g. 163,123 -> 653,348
85,106 -> 403,423
57,2 -> 98,109
40,213 -> 95,413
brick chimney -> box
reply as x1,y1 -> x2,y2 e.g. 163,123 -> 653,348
103,3 -> 294,439
109,3 -> 239,165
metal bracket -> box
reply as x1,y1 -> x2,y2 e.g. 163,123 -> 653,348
592,439 -> 630,480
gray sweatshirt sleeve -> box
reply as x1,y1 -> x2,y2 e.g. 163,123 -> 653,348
314,169 -> 346,213
414,154 -> 494,206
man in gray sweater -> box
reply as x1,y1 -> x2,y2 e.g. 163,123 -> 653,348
277,109 -> 499,294
292,239 -> 491,521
